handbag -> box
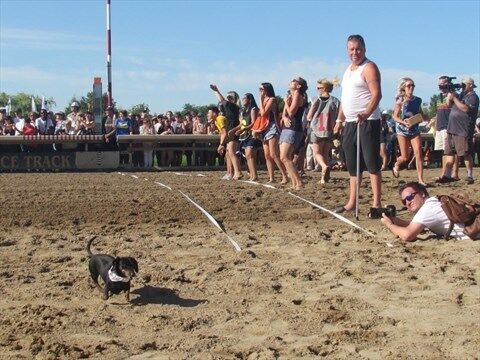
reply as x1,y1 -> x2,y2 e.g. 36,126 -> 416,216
251,113 -> 269,132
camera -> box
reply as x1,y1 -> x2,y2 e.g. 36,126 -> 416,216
369,205 -> 396,218
438,76 -> 465,92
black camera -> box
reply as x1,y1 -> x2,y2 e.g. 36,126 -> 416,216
369,205 -> 396,218
438,76 -> 465,92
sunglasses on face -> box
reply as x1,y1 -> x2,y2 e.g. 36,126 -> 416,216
405,84 -> 415,88
402,191 -> 418,205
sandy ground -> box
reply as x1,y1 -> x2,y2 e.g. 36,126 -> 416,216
0,168 -> 479,359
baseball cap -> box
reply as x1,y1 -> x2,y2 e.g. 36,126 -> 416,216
71,101 -> 80,107
461,77 -> 477,88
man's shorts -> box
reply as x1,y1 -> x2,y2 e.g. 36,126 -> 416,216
444,133 -> 473,157
434,129 -> 447,151
342,119 -> 382,176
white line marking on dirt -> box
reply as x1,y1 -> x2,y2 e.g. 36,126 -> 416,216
178,190 -> 241,252
262,184 -> 276,189
131,175 -> 139,179
240,180 -> 260,185
288,192 -> 374,237
174,172 -> 191,176
154,181 -> 172,191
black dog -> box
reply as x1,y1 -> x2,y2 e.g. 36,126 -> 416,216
86,237 -> 139,301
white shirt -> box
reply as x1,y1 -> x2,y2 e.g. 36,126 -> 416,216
341,59 -> 381,122
35,117 -> 54,135
411,197 -> 474,240
14,116 -> 25,135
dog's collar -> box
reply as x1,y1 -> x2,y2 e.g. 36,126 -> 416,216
108,266 -> 130,283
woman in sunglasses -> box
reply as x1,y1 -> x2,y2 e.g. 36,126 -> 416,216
391,77 -> 427,185
307,78 -> 340,184
381,182 -> 479,241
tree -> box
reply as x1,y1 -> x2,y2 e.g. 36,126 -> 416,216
427,94 -> 441,118
0,92 -> 56,115
65,92 -> 116,114
181,103 -> 215,116
129,103 -> 149,115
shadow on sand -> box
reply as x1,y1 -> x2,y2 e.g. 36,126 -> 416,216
131,285 -> 207,307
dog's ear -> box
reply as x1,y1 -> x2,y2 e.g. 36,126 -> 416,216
128,257 -> 139,273
112,257 -> 122,274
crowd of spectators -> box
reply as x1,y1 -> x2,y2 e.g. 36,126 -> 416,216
1,82 -> 479,178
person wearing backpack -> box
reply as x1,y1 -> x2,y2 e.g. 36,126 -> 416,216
381,181 -> 480,241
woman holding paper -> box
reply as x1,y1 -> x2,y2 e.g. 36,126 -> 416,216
392,77 -> 427,185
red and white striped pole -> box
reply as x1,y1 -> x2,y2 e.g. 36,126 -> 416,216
106,0 -> 112,107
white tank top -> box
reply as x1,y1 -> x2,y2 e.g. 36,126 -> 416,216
341,59 -> 381,122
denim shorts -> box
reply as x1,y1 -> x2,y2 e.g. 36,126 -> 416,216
263,121 -> 279,141
279,128 -> 303,152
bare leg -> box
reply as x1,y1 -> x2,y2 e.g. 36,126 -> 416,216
394,135 -> 410,174
227,141 -> 242,179
268,136 -> 288,183
370,171 -> 382,208
410,135 -> 425,183
245,147 -> 257,181
263,141 -> 274,182
280,142 -> 302,189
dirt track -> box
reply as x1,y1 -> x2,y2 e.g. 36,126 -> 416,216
0,169 -> 479,359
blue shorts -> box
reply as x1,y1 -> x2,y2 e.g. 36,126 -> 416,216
263,121 -> 279,141
279,128 -> 303,152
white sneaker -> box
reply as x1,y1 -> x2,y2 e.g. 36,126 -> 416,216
221,174 -> 232,180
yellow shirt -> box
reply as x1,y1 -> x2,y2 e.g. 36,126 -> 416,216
215,115 -> 226,132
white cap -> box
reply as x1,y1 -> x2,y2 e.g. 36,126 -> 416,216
70,101 -> 79,107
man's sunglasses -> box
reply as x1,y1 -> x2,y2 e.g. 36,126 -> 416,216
402,192 -> 418,205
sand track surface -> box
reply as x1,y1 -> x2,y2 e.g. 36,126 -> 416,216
0,169 -> 479,359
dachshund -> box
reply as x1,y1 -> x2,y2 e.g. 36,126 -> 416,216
86,237 -> 138,301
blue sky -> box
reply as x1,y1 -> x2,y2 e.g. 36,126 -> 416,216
1,0 -> 479,113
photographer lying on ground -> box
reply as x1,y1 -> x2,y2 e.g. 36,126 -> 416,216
381,181 -> 480,241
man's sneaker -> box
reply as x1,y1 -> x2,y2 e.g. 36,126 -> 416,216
465,176 -> 474,184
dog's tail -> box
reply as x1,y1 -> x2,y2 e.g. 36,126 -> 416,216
86,236 -> 97,257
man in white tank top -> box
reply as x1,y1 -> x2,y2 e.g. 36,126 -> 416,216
333,35 -> 383,217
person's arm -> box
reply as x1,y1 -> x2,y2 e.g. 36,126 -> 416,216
381,214 -> 424,242
392,100 -> 409,127
284,91 -> 301,118
357,62 -> 382,123
448,92 -> 474,113
248,107 -> 259,129
259,97 -> 275,117
333,104 -> 345,134
210,84 -> 226,103
217,128 -> 227,155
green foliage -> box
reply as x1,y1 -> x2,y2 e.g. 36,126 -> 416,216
0,92 -> 56,115
181,103 -> 215,116
65,92 -> 116,114
276,96 -> 285,113
427,94 -> 441,119
129,103 -> 149,115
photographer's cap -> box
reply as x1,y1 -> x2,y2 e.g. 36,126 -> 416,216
461,77 -> 477,88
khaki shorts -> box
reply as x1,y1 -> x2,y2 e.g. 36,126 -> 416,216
434,129 -> 447,151
444,133 -> 473,157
